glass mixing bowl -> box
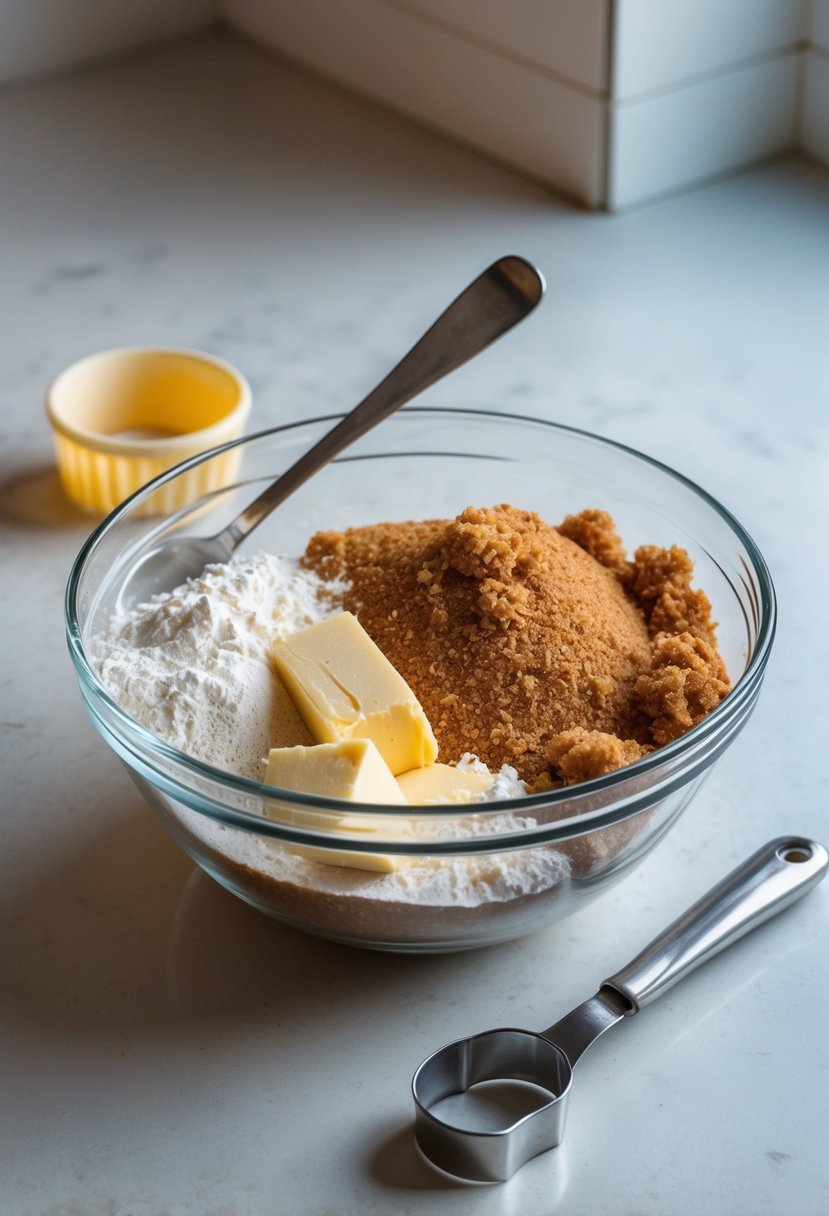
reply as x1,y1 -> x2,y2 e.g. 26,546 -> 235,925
66,409 -> 775,952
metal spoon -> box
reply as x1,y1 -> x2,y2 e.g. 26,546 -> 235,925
121,256 -> 545,605
412,836 -> 828,1183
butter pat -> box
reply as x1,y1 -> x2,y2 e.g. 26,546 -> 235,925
264,739 -> 408,872
264,739 -> 407,805
396,762 -> 492,805
271,611 -> 438,775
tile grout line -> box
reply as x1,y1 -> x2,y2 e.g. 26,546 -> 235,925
613,41 -> 805,110
377,0 -> 609,101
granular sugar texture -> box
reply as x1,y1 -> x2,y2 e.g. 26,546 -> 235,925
305,505 -> 730,787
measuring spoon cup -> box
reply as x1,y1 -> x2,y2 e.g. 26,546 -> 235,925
412,836 -> 827,1183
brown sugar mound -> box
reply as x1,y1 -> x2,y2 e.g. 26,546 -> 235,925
636,630 -> 730,745
557,509 -> 630,577
544,727 -> 652,786
629,545 -> 718,643
304,505 -> 730,786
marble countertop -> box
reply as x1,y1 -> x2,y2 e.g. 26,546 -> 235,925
2,31 -> 828,1216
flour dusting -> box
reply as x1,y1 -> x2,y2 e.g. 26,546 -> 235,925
92,552 -> 346,779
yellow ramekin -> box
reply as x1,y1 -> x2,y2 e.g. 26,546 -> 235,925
46,347 -> 252,514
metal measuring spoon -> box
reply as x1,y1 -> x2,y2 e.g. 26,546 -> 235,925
119,256 -> 544,607
413,836 -> 827,1183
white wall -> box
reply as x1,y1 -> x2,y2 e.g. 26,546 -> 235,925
0,0 -> 216,86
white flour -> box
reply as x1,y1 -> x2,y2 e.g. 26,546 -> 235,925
197,815 -> 570,909
456,754 -> 526,801
93,551 -> 570,914
93,552 -> 346,780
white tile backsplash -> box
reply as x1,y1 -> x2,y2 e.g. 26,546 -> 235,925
226,0 -> 820,212
613,0 -> 802,100
609,52 -> 799,209
801,51 -> 829,165
2,0 -> 822,210
389,0 -> 609,92
228,0 -> 605,206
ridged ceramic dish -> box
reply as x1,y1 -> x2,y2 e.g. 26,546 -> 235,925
47,347 -> 251,513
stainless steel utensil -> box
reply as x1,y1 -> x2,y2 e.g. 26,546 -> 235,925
120,255 -> 544,606
413,836 -> 827,1183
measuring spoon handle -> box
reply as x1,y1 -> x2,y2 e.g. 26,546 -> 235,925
604,836 -> 827,1013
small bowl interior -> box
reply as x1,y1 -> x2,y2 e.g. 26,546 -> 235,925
49,348 -> 249,445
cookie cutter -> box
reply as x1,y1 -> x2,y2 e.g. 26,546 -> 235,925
413,836 -> 827,1183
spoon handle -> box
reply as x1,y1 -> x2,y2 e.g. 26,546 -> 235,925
604,836 -> 827,1013
219,256 -> 545,547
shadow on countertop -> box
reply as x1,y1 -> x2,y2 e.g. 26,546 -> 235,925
0,463 -> 92,529
1,789 -> 499,1047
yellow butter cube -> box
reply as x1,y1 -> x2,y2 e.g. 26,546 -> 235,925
264,739 -> 406,805
396,762 -> 492,805
264,739 -> 408,872
271,611 -> 438,775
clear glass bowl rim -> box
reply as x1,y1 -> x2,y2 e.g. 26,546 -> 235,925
65,406 -> 777,830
